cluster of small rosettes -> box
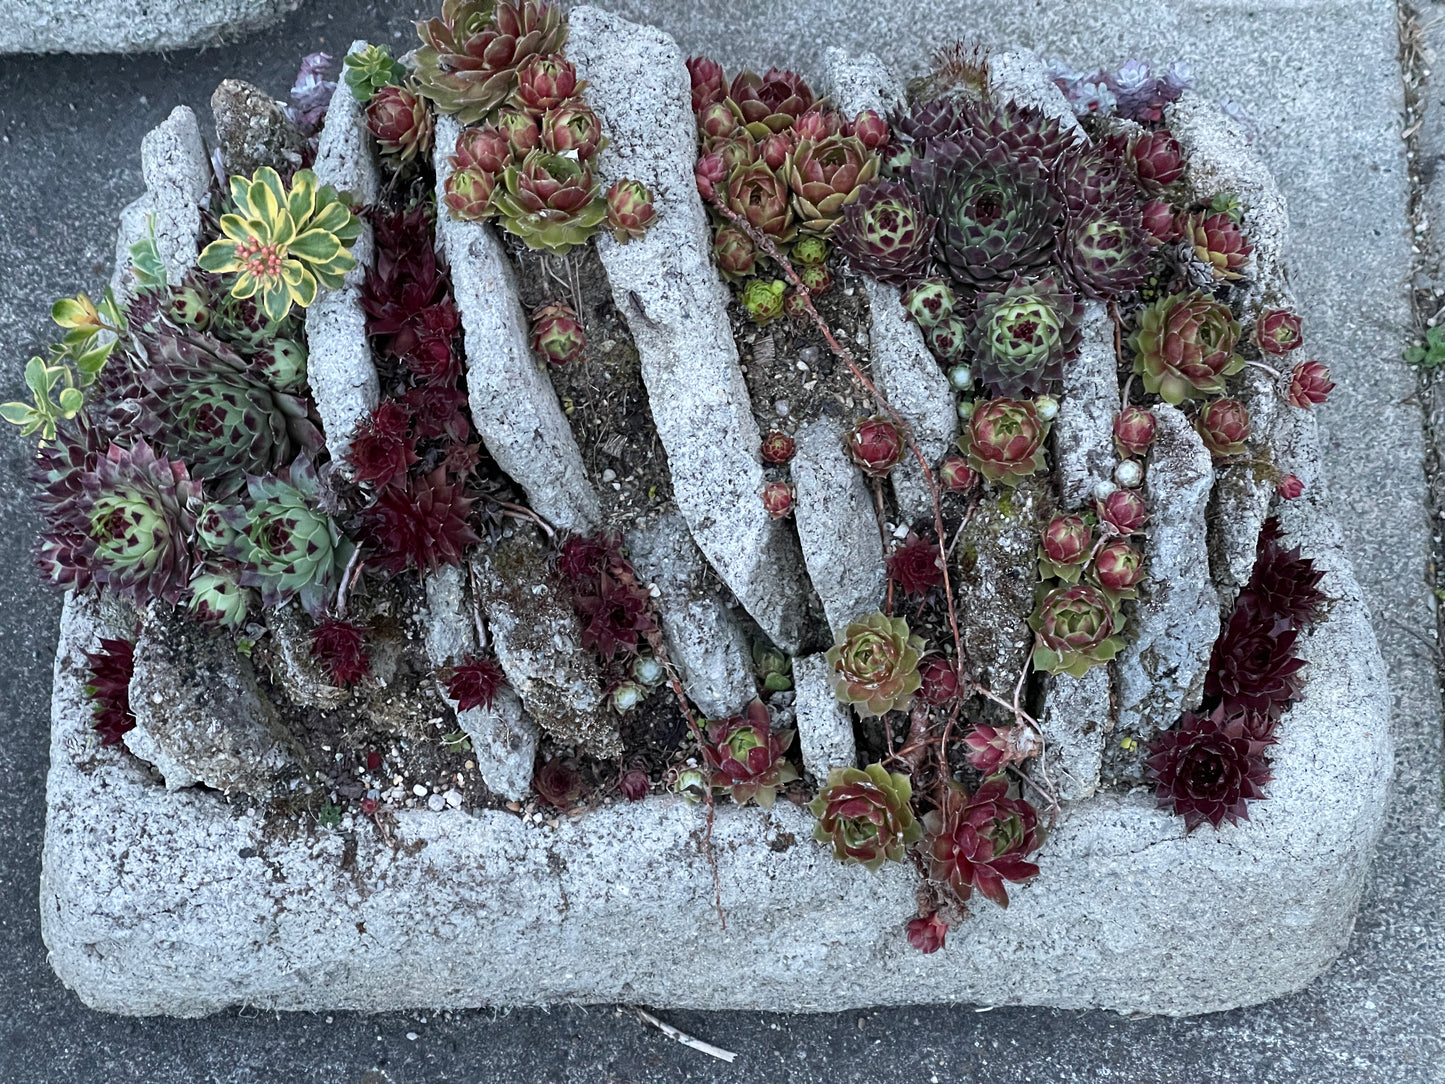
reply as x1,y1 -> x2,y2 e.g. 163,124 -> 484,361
83,637 -> 137,745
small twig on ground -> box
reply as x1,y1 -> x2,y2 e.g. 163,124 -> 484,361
633,1008 -> 738,1063
466,562 -> 489,650
493,499 -> 556,540
335,546 -> 366,620
1245,359 -> 1284,381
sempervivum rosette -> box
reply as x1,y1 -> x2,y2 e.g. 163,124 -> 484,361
702,699 -> 798,808
1028,582 -> 1125,677
783,133 -> 880,234
833,180 -> 937,286
894,96 -> 1075,167
963,397 -> 1050,485
1180,209 -> 1253,281
359,467 -> 482,577
413,0 -> 566,124
491,151 -> 607,254
1056,197 -> 1151,300
808,764 -> 922,869
921,777 -> 1042,908
1146,705 -> 1273,831
1131,290 -> 1245,404
1204,595 -> 1306,719
826,611 -> 925,716
365,84 -> 435,163
726,67 -> 814,137
965,274 -> 1084,397
726,159 -> 797,243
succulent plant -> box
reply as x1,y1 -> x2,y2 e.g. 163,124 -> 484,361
1113,405 -> 1158,457
887,531 -> 944,598
1057,203 -> 1151,301
1127,129 -> 1185,193
495,107 -> 543,154
921,777 -> 1042,909
826,611 -> 925,717
187,566 -> 254,629
963,397 -> 1049,486
511,52 -> 582,112
413,0 -> 565,124
1092,539 -> 1145,601
366,84 -> 435,163
492,151 -> 607,253
1288,360 -> 1334,409
310,618 -> 371,686
702,699 -> 798,807
136,328 -> 322,499
725,159 -> 796,242
1249,521 -> 1327,627
845,416 -> 906,477
783,134 -> 882,235
712,226 -> 757,280
252,338 -> 308,393
535,756 -> 581,807
557,531 -> 618,581
1146,705 -> 1272,831
604,179 -> 657,243
1139,198 -> 1181,245
1097,488 -> 1148,535
938,454 -> 977,492
962,723 -> 1039,775
537,101 -> 602,159
896,95 -> 1074,167
918,654 -> 960,705
363,206 -> 463,373
1056,140 -> 1135,216
1277,474 -> 1304,500
903,278 -> 957,329
753,641 -> 793,693
761,480 -> 795,519
198,167 -> 361,324
741,278 -> 786,324
760,429 -> 796,464
344,44 -> 407,101
1131,290 -> 1244,404
446,655 -> 508,711
359,467 -> 481,577
799,262 -> 833,295
686,55 -> 726,113
808,763 -> 922,869
791,235 -> 829,266
530,300 -> 586,365
348,400 -> 417,488
84,637 -> 137,745
1196,397 -> 1251,458
1204,595 -> 1306,718
926,317 -> 968,362
1180,210 -> 1253,280
1029,582 -> 1125,677
966,274 -> 1083,397
851,109 -> 890,149
726,67 -> 815,137
1254,309 -> 1304,355
832,179 -> 936,286
698,101 -> 740,142
403,383 -> 470,442
573,567 -> 657,662
906,913 -> 949,954
1037,513 -> 1092,582
618,768 -> 651,801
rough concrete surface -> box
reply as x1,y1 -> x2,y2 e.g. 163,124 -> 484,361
0,0 -> 1441,1080
0,0 -> 302,54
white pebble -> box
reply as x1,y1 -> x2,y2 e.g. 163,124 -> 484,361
444,789 -> 463,808
601,468 -> 616,482
774,400 -> 790,416
412,783 -> 428,797
427,794 -> 446,811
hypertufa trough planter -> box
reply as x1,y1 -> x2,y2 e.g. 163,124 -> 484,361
37,9 -> 1391,1018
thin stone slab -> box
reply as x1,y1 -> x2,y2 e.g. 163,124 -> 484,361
566,5 -> 815,653
433,114 -> 601,536
0,0 -> 301,53
305,44 -> 381,473
792,652 -> 857,783
790,416 -> 887,634
1039,666 -> 1112,802
139,106 -> 211,288
1053,302 -> 1120,509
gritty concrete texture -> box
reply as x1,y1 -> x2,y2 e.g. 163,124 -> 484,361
792,651 -> 858,782
568,5 -> 817,654
790,416 -> 887,634
471,530 -> 615,758
139,106 -> 211,287
455,686 -> 537,803
1054,301 -> 1120,508
210,78 -> 306,176
43,445 -> 1391,1015
433,114 -> 602,536
1039,665 -> 1111,801
126,604 -> 300,797
262,599 -> 348,710
817,49 -> 958,524
304,48 -> 380,472
624,512 -> 757,717
419,564 -> 474,670
1,0 -> 1441,1079
0,0 -> 302,54
1115,404 -> 1219,736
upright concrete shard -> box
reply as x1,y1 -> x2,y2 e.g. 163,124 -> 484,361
1053,302 -> 1120,509
566,6 -> 813,653
623,512 -> 756,718
1038,666 -> 1112,802
433,114 -> 601,536
139,106 -> 212,287
818,48 -> 957,523
305,43 -> 381,473
1116,405 -> 1219,736
791,417 -> 887,634
792,652 -> 857,783
0,0 -> 302,53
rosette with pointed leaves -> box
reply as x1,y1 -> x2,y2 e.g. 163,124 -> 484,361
826,611 -> 925,717
535,757 -> 581,807
1140,198 -> 1181,245
1180,210 -> 1252,280
136,327 -> 322,498
1097,488 -> 1148,535
363,207 -> 463,375
530,301 -> 586,365
445,169 -> 497,221
845,416 -> 905,477
1057,201 -> 1150,301
906,913 -> 949,954
761,481 -> 794,519
832,180 -> 936,286
573,568 -> 657,662
919,655 -> 960,704
701,699 -> 798,807
223,455 -> 352,618
712,226 -> 756,280
966,274 -> 1083,397
963,723 -> 1039,775
760,429 -> 795,464
726,68 -> 814,137
1127,130 -> 1185,193
1250,521 -> 1327,627
445,655 -> 508,711
198,167 -> 361,324
40,439 -> 199,606
252,339 -> 308,393
413,0 -> 565,124
1196,397 -> 1251,458
344,44 -> 406,102
188,567 -> 254,629
1289,361 -> 1334,409
359,467 -> 480,577
511,52 -> 581,112
1205,595 -> 1306,718
1146,705 -> 1272,831
903,279 -> 957,329
311,618 -> 371,686
1029,582 -> 1125,677
687,55 -> 725,113
1254,309 -> 1304,355
741,278 -> 786,325
453,125 -> 514,175
1113,405 -> 1157,457
84,637 -> 137,745
895,96 -> 1074,167
808,763 -> 922,870
887,531 -> 944,598
349,400 -> 417,488
366,84 -> 435,164
1131,290 -> 1244,404
1056,141 -> 1135,216
725,159 -> 796,242
782,134 -> 880,235
963,397 -> 1050,485
1037,513 -> 1091,582
604,179 -> 657,243
909,136 -> 1063,288
922,777 -> 1042,909
1092,539 -> 1145,602
939,454 -> 977,492
492,150 -> 607,254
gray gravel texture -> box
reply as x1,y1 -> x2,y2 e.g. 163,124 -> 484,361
0,0 -> 1441,1081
